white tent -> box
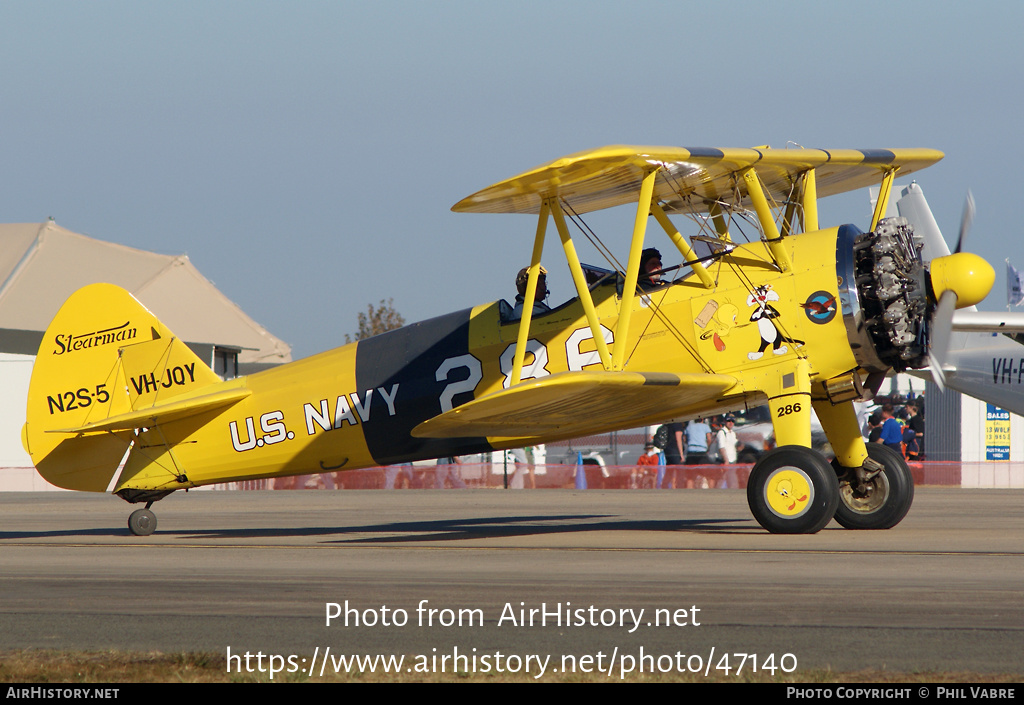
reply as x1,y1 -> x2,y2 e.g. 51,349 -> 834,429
0,221 -> 291,489
0,221 -> 290,364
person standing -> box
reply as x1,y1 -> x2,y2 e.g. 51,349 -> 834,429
877,404 -> 904,455
715,416 -> 744,489
685,417 -> 714,488
866,410 -> 883,444
685,418 -> 713,465
384,463 -> 415,489
661,421 -> 685,488
906,402 -> 925,458
435,455 -> 467,489
510,447 -> 538,489
715,416 -> 742,464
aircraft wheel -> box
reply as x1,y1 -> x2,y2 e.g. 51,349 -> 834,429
128,508 -> 157,536
747,446 -> 839,534
832,443 -> 914,530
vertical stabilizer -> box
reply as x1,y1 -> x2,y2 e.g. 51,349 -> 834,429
23,283 -> 219,491
896,182 -> 951,263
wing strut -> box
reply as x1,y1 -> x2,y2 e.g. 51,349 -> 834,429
551,202 -> 613,370
741,168 -> 792,272
780,183 -> 800,238
510,201 -> 550,387
650,203 -> 715,288
801,168 -> 819,232
869,167 -> 897,231
611,168 -> 658,370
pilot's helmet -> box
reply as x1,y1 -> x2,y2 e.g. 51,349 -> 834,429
640,248 -> 662,273
516,265 -> 548,294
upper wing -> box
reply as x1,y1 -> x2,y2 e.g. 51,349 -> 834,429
411,370 -> 736,439
453,145 -> 944,215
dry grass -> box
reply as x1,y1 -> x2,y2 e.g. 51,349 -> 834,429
1,650 -> 1021,683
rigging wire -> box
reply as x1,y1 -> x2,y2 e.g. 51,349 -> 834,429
560,187 -> 716,373
560,199 -> 625,274
652,168 -> 811,362
556,167 -> 813,371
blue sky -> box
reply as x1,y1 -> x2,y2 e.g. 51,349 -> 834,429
3,1 -> 1022,358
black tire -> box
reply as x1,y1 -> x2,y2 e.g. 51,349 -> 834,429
747,445 -> 839,534
128,508 -> 157,536
832,443 -> 914,530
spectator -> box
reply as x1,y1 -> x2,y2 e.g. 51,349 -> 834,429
685,417 -> 714,488
661,421 -> 685,489
632,442 -> 661,489
715,415 -> 744,489
510,447 -> 538,489
906,402 -> 925,458
435,455 -> 467,489
866,410 -> 883,444
877,404 -> 904,454
685,417 -> 713,465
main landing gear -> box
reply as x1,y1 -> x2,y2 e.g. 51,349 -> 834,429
746,443 -> 915,533
831,443 -> 914,530
747,446 -> 839,534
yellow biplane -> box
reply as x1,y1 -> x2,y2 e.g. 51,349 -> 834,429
22,145 -> 995,535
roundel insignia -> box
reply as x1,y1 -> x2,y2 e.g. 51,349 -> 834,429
802,290 -> 837,324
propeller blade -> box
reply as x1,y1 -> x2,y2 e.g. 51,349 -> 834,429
928,289 -> 958,391
954,190 -> 975,254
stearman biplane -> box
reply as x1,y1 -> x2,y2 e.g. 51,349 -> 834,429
22,145 -> 995,535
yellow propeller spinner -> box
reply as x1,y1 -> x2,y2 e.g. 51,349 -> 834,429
929,251 -> 994,308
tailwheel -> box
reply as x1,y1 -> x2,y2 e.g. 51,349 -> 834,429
127,508 -> 157,536
747,445 -> 839,534
832,443 -> 914,530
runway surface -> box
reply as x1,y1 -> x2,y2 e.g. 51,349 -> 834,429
0,488 -> 1021,677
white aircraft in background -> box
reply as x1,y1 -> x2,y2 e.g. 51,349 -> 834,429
891,183 -> 1024,415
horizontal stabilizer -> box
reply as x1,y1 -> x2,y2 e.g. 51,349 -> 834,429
412,370 -> 735,439
50,386 -> 251,434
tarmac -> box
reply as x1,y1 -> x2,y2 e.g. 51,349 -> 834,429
0,487 -> 1021,677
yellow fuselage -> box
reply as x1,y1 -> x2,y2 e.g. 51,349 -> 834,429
114,227 -> 854,493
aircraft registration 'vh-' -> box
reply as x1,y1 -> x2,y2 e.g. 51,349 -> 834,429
23,145 -> 995,535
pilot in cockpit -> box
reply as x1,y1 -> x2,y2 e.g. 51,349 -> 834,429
510,265 -> 552,320
639,248 -> 665,288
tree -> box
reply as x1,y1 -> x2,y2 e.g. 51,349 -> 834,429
345,298 -> 405,343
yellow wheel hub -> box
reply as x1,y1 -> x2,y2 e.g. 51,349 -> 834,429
764,467 -> 814,518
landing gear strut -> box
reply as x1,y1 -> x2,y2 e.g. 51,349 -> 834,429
118,489 -> 173,537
